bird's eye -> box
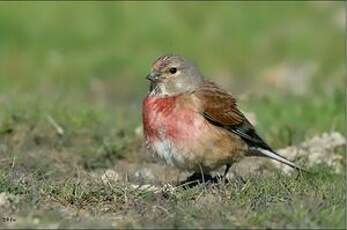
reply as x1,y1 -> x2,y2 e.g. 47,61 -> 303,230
169,67 -> 177,74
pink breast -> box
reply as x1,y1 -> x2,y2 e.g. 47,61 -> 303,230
142,95 -> 205,143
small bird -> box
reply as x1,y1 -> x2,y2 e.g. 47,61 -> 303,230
142,54 -> 304,183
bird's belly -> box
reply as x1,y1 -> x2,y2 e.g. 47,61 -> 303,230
149,138 -> 187,169
145,110 -> 208,170
148,132 -> 238,172
142,95 -> 244,172
145,113 -> 237,172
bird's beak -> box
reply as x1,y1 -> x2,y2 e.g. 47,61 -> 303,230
146,71 -> 160,82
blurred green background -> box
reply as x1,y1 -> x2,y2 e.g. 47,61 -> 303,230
0,2 -> 345,228
0,2 -> 344,130
0,1 -> 344,151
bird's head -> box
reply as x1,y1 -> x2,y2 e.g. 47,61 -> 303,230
146,54 -> 204,96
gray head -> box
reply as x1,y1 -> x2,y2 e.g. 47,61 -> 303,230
146,54 -> 204,96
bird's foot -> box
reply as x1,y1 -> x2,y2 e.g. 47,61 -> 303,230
176,173 -> 220,188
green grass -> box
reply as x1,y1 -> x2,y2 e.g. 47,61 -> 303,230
0,1 -> 345,229
0,166 -> 345,228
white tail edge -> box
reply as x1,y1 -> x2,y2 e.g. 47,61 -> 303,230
254,147 -> 305,171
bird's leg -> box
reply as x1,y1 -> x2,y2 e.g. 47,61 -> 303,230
218,163 -> 232,184
176,172 -> 202,188
223,164 -> 231,178
187,172 -> 214,183
178,172 -> 216,188
187,172 -> 202,182
198,164 -> 206,184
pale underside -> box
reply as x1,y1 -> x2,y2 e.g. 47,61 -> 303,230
144,94 -> 248,173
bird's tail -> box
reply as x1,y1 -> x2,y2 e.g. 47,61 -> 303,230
249,147 -> 307,172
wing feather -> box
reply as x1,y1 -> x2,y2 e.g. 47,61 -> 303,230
194,81 -> 305,171
194,81 -> 272,151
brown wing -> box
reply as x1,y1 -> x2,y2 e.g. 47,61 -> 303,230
194,81 -> 306,172
194,81 -> 273,151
